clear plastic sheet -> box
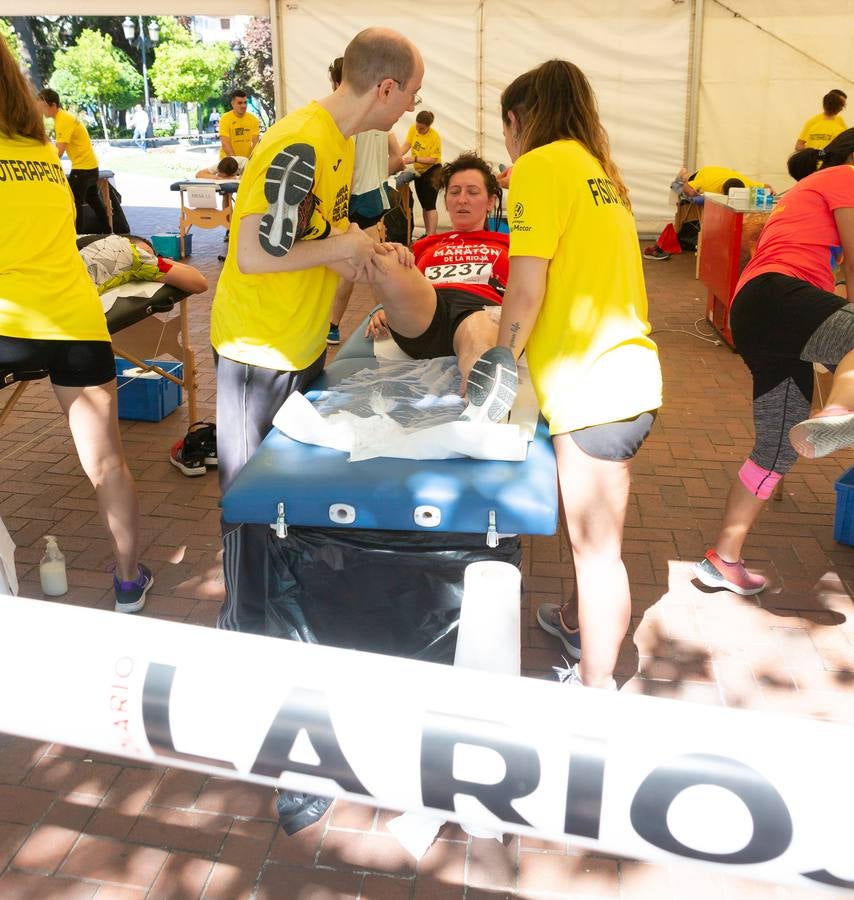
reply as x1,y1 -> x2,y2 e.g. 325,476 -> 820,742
272,357 -> 533,462
310,357 -> 465,431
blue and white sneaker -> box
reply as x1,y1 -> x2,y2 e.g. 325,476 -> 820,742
536,603 -> 582,660
259,143 -> 316,257
114,564 -> 153,614
461,346 -> 518,423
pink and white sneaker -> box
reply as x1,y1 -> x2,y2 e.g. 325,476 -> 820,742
693,549 -> 766,596
789,411 -> 854,459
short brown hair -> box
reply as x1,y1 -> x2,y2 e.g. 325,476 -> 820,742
823,90 -> 847,116
342,28 -> 415,95
217,156 -> 239,176
39,88 -> 60,108
416,110 -> 434,128
328,57 -> 343,88
1,39 -> 47,142
440,152 -> 499,198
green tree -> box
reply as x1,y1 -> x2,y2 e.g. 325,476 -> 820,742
0,19 -> 21,63
149,34 -> 235,133
154,15 -> 194,47
49,29 -> 142,140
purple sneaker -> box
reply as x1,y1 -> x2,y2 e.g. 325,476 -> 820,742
114,564 -> 153,613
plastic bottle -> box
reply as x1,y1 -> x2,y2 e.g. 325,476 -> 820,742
39,535 -> 68,597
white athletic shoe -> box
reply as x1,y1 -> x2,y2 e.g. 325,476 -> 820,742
461,346 -> 518,423
259,143 -> 316,257
789,412 -> 854,459
552,658 -> 616,690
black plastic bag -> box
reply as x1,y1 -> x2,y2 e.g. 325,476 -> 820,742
381,184 -> 414,245
678,218 -> 700,251
266,526 -> 522,664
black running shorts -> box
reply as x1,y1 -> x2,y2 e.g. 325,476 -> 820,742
0,337 -> 116,387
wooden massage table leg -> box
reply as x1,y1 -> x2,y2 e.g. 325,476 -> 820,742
0,381 -> 32,428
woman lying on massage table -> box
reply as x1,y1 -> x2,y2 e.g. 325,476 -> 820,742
77,234 -> 208,296
361,152 -> 508,382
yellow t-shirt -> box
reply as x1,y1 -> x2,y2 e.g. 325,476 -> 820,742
0,135 -> 108,342
211,101 -> 354,371
54,107 -> 98,170
406,125 -> 441,174
219,110 -> 261,159
797,113 -> 847,150
687,166 -> 763,194
508,140 -> 662,434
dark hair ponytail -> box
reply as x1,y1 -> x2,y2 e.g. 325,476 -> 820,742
787,127 -> 854,181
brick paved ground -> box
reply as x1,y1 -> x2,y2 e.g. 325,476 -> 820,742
0,175 -> 852,897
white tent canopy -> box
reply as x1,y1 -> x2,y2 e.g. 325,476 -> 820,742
3,0 -> 852,229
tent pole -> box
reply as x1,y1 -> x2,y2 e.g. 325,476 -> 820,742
270,0 -> 285,118
685,0 -> 704,170
477,0 -> 485,157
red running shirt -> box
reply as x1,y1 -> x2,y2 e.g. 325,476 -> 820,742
736,164 -> 854,295
413,229 -> 509,305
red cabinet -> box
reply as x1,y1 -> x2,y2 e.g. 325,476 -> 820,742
699,198 -> 771,348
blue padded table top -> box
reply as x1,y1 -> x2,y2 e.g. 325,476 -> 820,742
169,180 -> 239,194
221,357 -> 558,538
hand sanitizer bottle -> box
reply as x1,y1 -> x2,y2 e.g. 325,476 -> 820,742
39,534 -> 68,596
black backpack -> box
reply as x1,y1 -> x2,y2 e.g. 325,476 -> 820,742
381,184 -> 413,245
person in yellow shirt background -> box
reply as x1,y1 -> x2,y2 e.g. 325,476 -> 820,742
401,109 -> 442,234
37,88 -> 110,233
795,89 -> 847,151
681,165 -> 772,197
218,89 -> 261,160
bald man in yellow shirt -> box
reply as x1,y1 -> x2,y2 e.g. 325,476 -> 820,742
38,88 -> 110,232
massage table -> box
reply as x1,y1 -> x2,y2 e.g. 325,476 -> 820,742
220,327 -> 558,661
170,180 -> 239,257
0,284 -> 197,426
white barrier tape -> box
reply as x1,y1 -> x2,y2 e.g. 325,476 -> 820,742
1,592 -> 852,891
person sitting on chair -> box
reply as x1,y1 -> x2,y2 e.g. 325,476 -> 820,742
360,152 -> 507,383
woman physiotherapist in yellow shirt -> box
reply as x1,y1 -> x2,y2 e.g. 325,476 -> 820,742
0,36 -> 159,612
468,60 -> 662,689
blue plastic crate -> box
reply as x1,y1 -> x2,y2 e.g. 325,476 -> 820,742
115,358 -> 183,422
150,232 -> 191,260
833,466 -> 854,545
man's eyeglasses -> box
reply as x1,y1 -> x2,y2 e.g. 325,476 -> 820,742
380,78 -> 421,106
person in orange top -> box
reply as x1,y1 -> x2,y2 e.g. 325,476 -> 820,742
695,129 -> 854,596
